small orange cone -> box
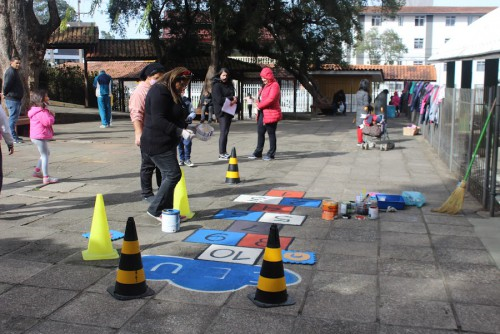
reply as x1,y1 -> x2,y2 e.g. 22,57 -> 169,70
225,147 -> 240,184
108,217 -> 155,300
248,224 -> 295,307
82,194 -> 119,261
173,169 -> 195,219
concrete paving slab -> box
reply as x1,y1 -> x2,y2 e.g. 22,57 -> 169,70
0,314 -> 40,334
25,320 -> 117,334
381,231 -> 431,247
380,245 -> 435,262
447,280 -> 500,306
434,247 -> 496,265
379,258 -> 441,279
379,298 -> 457,330
293,317 -> 379,334
311,271 -> 377,296
0,286 -> 77,318
317,254 -> 378,275
0,259 -> 52,284
380,276 -> 448,301
454,303 -> 500,333
440,262 -> 500,284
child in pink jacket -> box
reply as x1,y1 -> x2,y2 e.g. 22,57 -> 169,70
28,89 -> 58,184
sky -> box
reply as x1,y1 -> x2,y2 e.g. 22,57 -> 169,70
67,0 -> 500,39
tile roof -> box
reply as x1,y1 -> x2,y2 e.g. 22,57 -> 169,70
320,64 -> 436,81
47,26 -> 99,48
363,6 -> 496,15
86,39 -> 157,61
59,61 -> 153,80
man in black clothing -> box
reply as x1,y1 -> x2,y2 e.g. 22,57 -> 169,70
2,56 -> 24,143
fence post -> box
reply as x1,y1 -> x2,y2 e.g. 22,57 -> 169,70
489,87 -> 500,216
449,88 -> 457,171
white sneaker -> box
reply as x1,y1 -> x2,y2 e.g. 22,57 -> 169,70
147,211 -> 162,223
184,160 -> 194,167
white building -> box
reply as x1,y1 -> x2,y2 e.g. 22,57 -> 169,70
352,2 -> 496,86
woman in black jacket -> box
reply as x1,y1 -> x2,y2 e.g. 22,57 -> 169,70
141,67 -> 195,221
212,68 -> 238,160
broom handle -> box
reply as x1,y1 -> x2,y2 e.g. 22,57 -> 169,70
464,98 -> 497,182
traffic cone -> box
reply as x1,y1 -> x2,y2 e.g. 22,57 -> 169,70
225,147 -> 240,184
173,169 -> 195,219
248,224 -> 295,308
82,194 -> 119,261
108,217 -> 155,300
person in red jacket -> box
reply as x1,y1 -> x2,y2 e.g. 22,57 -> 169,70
391,91 -> 401,117
248,67 -> 282,161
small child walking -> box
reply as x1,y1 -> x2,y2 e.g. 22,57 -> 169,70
28,89 -> 59,184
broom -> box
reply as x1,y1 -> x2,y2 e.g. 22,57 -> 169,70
432,98 -> 496,214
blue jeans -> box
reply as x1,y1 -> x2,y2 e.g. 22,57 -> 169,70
5,99 -> 22,140
97,95 -> 111,125
178,139 -> 192,161
147,148 -> 181,217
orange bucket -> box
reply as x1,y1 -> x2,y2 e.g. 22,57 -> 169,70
322,200 -> 337,212
322,210 -> 335,220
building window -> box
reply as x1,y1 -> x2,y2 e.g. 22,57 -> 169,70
445,16 -> 456,26
444,38 -> 450,44
468,16 -> 478,25
372,15 -> 382,26
397,60 -> 402,65
414,38 -> 424,49
398,16 -> 404,26
477,61 -> 485,71
415,16 -> 425,26
414,61 -> 424,65
443,63 -> 447,71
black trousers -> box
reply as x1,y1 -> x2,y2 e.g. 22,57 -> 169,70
253,112 -> 278,158
218,113 -> 233,155
140,149 -> 162,198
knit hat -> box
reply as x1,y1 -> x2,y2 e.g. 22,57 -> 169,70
139,62 -> 166,81
260,67 -> 275,81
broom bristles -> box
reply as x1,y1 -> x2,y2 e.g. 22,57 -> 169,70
431,181 -> 466,215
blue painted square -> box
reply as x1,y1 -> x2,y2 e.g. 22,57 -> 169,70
213,209 -> 264,222
279,198 -> 322,208
185,229 -> 246,246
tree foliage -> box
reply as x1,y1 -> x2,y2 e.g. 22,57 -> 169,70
90,0 -> 404,101
34,0 -> 76,24
355,27 -> 407,65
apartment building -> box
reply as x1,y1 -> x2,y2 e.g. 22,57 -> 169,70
352,2 -> 496,86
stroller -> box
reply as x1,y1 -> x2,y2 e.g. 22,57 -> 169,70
361,113 -> 392,150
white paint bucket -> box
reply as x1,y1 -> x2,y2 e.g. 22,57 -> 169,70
368,206 -> 379,220
161,209 -> 180,233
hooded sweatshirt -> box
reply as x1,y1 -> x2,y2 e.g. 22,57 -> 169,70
257,68 -> 282,124
28,106 -> 55,140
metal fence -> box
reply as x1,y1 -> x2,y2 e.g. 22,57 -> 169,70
420,86 -> 500,215
186,80 -> 313,116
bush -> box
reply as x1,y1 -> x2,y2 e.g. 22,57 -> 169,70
39,62 -> 87,105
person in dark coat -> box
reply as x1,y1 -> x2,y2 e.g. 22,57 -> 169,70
332,89 -> 347,115
211,68 -> 238,160
141,67 -> 195,221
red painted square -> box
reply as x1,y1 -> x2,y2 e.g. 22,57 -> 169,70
249,203 -> 294,213
266,189 -> 305,198
237,233 -> 293,250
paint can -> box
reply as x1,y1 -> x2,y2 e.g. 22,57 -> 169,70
340,202 -> 348,215
321,200 -> 337,220
368,206 -> 379,220
161,209 -> 180,233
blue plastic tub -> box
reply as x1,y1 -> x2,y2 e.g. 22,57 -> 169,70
376,194 -> 405,210
386,105 -> 396,118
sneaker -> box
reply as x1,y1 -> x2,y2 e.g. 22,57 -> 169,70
184,160 -> 194,167
13,138 -> 24,144
147,211 -> 162,223
179,160 -> 184,166
247,154 -> 261,160
356,142 -> 364,147
218,153 -> 230,160
262,155 -> 274,161
99,125 -> 108,128
32,171 -> 43,178
43,176 -> 59,185
143,196 -> 155,203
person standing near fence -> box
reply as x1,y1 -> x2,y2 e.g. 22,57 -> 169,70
355,79 -> 371,146
248,67 -> 282,161
245,93 -> 254,119
3,56 -> 24,143
93,70 -> 113,128
212,68 -> 237,160
0,99 -> 14,194
129,62 -> 166,203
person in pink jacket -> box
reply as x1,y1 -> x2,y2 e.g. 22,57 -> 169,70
248,67 -> 282,161
28,89 -> 58,185
391,91 -> 401,117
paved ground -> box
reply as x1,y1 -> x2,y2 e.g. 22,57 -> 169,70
1,106 -> 499,334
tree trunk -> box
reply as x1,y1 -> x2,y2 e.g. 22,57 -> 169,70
0,0 -> 60,113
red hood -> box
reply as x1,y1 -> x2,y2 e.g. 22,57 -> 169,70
260,67 -> 276,82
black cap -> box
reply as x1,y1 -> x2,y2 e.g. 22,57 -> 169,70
139,62 -> 166,81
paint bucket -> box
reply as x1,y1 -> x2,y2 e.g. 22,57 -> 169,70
161,209 -> 180,233
321,200 -> 337,220
368,206 -> 379,220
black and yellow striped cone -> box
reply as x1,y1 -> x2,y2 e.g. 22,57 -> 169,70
248,224 -> 295,308
225,147 -> 240,184
107,217 -> 155,300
